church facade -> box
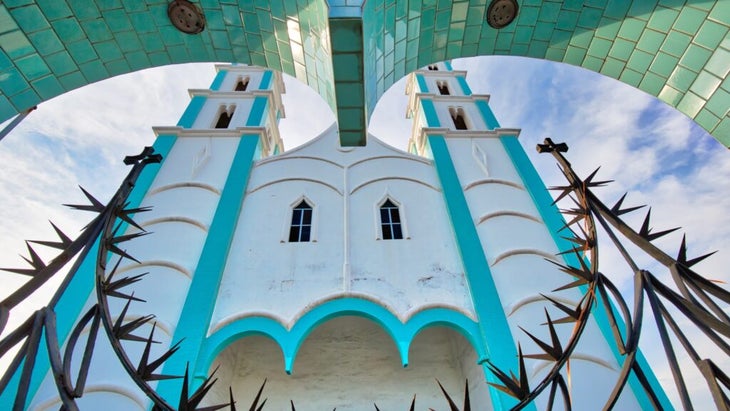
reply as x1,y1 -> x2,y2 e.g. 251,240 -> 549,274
6,63 -> 669,410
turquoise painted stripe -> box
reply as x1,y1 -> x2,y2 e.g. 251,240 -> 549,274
0,135 -> 178,408
415,73 -> 428,93
157,134 -> 260,403
196,298 -> 483,376
246,96 -> 268,127
177,96 -> 207,128
457,76 -> 472,95
500,136 -> 673,410
259,70 -> 273,89
421,99 -> 440,127
209,70 -> 226,91
475,100 -> 499,129
428,135 -> 528,411
444,61 -> 454,71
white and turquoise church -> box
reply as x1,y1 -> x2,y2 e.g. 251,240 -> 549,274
7,62 -> 672,410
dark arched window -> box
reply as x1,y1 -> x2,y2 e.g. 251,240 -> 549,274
380,199 -> 403,240
437,81 -> 450,95
235,76 -> 249,91
427,65 -> 439,71
215,105 -> 234,128
289,200 -> 313,242
450,107 -> 468,130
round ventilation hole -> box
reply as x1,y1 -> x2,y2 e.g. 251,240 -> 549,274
486,0 -> 519,29
168,0 -> 206,34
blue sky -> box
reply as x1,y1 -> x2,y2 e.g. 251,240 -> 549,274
0,57 -> 728,408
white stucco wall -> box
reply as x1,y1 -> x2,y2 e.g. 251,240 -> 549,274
209,126 -> 475,333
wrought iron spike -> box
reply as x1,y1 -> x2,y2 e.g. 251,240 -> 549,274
28,221 -> 73,250
183,366 -> 231,410
107,245 -> 142,264
541,294 -> 582,323
249,379 -> 267,411
638,208 -> 680,242
486,346 -> 530,400
410,394 -> 416,411
520,311 -> 563,361
116,204 -> 152,232
610,193 -> 645,216
548,185 -> 575,205
123,146 -> 156,165
254,398 -> 267,411
582,166 -> 613,188
436,379 -> 460,411
104,273 -> 148,301
63,186 -> 105,212
21,241 -> 46,270
677,235 -> 717,268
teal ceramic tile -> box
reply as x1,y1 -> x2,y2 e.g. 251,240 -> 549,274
0,31 -> 34,59
708,2 -> 730,25
705,47 -> 730,78
677,90 -> 705,117
139,32 -> 165,52
114,31 -> 142,53
44,50 -> 76,75
122,1 -> 148,12
619,67 -> 642,86
637,28 -> 666,53
35,0 -> 72,21
128,11 -> 156,33
81,19 -> 113,42
30,75 -> 65,100
0,68 -> 29,95
67,39 -> 98,64
148,51 -> 171,66
704,87 -> 729,117
78,59 -> 108,82
714,118 -> 730,145
603,0 -> 632,19
95,40 -> 123,61
10,5 -> 50,33
618,17 -> 646,41
581,55 -> 605,72
15,53 -> 50,80
608,37 -> 635,61
9,87 -> 40,110
588,37 -> 612,57
693,19 -> 728,50
689,70 -> 722,99
538,2 -> 561,23
673,6 -> 708,34
0,49 -> 11,71
647,6 -> 679,32
519,6 -> 539,26
694,108 -> 720,131
660,30 -> 691,57
557,10 -> 580,32
667,65 -> 698,91
103,9 -> 134,33
96,0 -> 122,11
51,18 -> 86,42
600,56 -> 625,78
638,71 -> 666,95
0,95 -> 16,119
27,29 -> 63,55
564,45 -> 587,65
125,50 -> 151,70
595,17 -> 622,39
626,48 -> 653,71
58,71 -> 88,91
627,0 -> 659,20
679,44 -> 712,72
104,58 -> 130,76
68,1 -> 101,21
577,6 -> 602,28
650,51 -> 680,77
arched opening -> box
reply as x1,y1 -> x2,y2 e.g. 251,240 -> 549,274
202,317 -> 488,410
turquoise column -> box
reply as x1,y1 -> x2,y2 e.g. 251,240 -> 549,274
156,133 -> 260,403
428,135 -> 528,411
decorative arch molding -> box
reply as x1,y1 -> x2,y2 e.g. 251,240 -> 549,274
1,2 -> 725,146
350,177 -> 441,195
196,298 -> 484,378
